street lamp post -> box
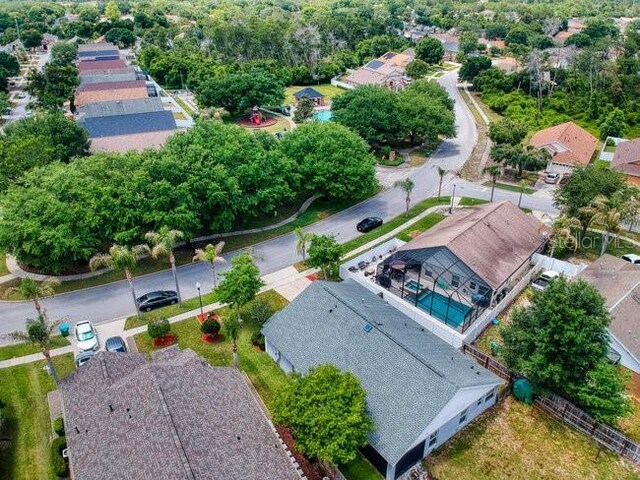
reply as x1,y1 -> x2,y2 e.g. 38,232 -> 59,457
196,282 -> 204,317
449,184 -> 457,214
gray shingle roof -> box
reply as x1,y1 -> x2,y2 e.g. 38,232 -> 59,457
80,110 -> 176,138
293,87 -> 324,99
61,348 -> 299,480
262,280 -> 501,465
78,97 -> 165,119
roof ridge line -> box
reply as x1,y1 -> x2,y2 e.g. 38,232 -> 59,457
322,283 -> 455,381
447,202 -> 504,246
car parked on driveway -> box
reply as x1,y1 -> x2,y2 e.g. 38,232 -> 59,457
75,321 -> 99,352
531,271 -> 560,291
357,217 -> 383,233
136,290 -> 178,312
545,172 -> 560,184
622,254 -> 640,265
105,336 -> 127,353
75,350 -> 95,368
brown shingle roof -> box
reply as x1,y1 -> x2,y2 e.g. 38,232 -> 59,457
89,130 -> 176,152
398,201 -> 548,289
61,348 -> 299,480
77,80 -> 146,93
529,122 -> 598,167
78,42 -> 117,52
578,255 -> 640,361
75,86 -> 148,106
77,59 -> 126,72
612,138 -> 640,178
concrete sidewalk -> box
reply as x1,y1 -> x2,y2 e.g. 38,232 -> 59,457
0,202 -> 456,369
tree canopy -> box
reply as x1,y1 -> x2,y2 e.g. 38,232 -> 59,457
273,364 -> 374,464
415,37 -> 445,65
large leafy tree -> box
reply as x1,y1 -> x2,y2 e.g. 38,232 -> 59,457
331,85 -> 401,145
554,165 -> 625,234
488,118 -> 528,146
105,27 -> 136,48
273,364 -> 374,464
459,56 -> 492,83
0,52 -> 19,77
26,63 -> 80,110
398,86 -> 455,145
277,122 -> 376,199
50,42 -> 78,66
215,251 -> 264,323
501,278 -> 613,399
415,37 -> 445,65
196,70 -> 285,113
307,234 -> 342,279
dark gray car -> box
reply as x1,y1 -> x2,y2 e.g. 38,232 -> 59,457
136,290 -> 178,312
105,336 -> 127,353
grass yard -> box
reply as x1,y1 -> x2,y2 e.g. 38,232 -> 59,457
482,181 -> 535,195
565,230 -> 640,263
340,453 -> 383,480
470,92 -> 503,123
284,84 -> 346,104
134,290 -> 289,409
0,250 -> 8,276
172,95 -> 194,116
459,197 -> 489,206
458,88 -> 486,126
0,336 -> 69,361
396,213 -> 445,242
340,197 -> 450,255
424,397 -> 640,480
173,112 -> 187,120
408,149 -> 428,167
0,354 -> 75,480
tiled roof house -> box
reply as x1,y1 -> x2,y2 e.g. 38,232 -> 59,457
612,138 -> 640,186
529,121 -> 599,173
60,348 -> 300,480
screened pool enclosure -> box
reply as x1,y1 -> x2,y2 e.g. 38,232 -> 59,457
376,246 -> 492,332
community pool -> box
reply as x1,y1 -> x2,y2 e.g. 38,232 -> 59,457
313,109 -> 333,122
416,291 -> 471,328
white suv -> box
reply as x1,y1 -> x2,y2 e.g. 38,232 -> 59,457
75,321 -> 99,352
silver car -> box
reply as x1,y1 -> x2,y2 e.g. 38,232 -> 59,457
75,321 -> 99,352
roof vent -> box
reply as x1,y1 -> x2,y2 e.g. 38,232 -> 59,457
363,323 -> 373,333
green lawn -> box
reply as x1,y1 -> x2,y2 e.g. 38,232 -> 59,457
0,250 -> 8,276
284,84 -> 346,104
340,197 -> 450,254
172,95 -> 194,116
424,397 -> 640,480
563,230 -> 640,263
0,336 -> 69,361
0,354 -> 75,480
396,213 -> 445,242
340,453 -> 383,480
134,290 -> 289,409
482,181 -> 536,195
458,197 -> 490,206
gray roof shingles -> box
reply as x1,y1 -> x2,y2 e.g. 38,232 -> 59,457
61,348 -> 299,480
78,97 -> 165,119
80,110 -> 177,138
262,280 -> 501,465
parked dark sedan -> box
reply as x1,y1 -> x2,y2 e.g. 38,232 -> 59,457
357,217 -> 383,233
136,290 -> 178,312
105,336 -> 127,353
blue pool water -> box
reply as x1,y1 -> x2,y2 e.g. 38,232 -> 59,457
405,280 -> 422,293
313,109 -> 333,122
416,291 -> 470,328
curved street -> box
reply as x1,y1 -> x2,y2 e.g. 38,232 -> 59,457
0,69 -> 558,335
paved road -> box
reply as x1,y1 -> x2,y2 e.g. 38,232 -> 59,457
0,70 -> 556,337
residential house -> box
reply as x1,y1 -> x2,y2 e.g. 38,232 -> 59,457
80,110 -> 177,152
344,51 -> 414,92
293,87 -> 325,106
0,39 -> 23,53
262,280 -> 503,480
75,80 -> 149,106
77,97 -> 165,120
492,56 -> 519,73
612,137 -> 640,185
429,33 -> 460,61
79,67 -> 139,85
553,31 -> 574,46
77,59 -> 127,73
529,121 -> 599,174
60,348 -> 300,480
42,33 -> 59,46
578,255 -> 640,373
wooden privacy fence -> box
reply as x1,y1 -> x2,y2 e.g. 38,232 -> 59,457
461,343 -> 640,465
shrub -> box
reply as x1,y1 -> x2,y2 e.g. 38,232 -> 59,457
53,417 -> 65,437
200,317 -> 221,336
244,298 -> 275,326
50,437 -> 67,478
251,331 -> 265,348
147,318 -> 171,339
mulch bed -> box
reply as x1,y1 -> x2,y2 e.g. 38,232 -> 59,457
274,425 -> 323,480
152,334 -> 177,348
236,116 -> 278,128
200,333 -> 222,343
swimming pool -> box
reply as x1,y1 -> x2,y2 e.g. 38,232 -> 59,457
313,109 -> 333,122
416,291 -> 471,328
404,280 -> 423,293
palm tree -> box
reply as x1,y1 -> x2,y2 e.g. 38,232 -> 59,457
223,314 -> 241,368
517,180 -> 528,208
436,166 -> 448,199
394,178 -> 415,215
294,227 -> 312,262
592,195 -> 624,256
90,244 -> 149,318
4,277 -> 60,317
5,315 -> 62,385
545,215 -> 581,258
193,241 -> 226,288
484,164 -> 502,202
145,228 -> 185,305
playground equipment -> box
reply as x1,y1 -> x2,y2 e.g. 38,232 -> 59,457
250,105 -> 262,125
